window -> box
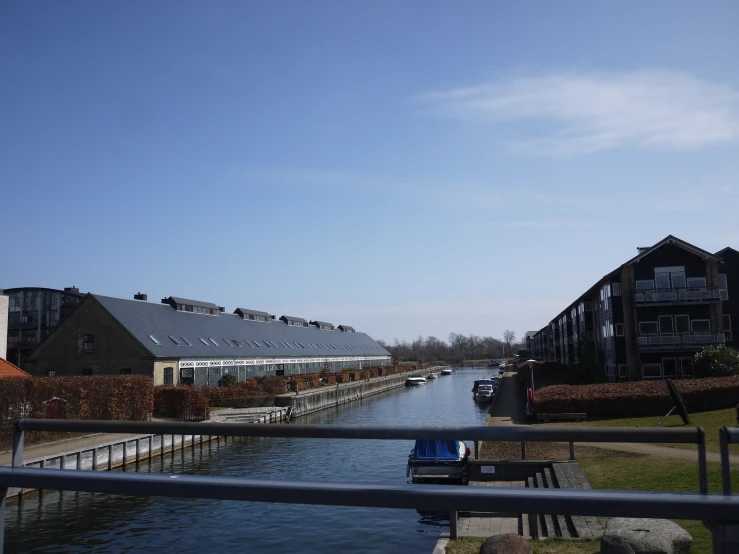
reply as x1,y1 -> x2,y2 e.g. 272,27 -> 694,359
223,338 -> 234,347
253,340 -> 262,347
264,341 -> 272,347
639,321 -> 659,335
147,334 -> 161,345
185,305 -> 194,312
208,337 -> 219,346
662,358 -> 677,378
671,272 -> 686,289
199,337 -> 209,345
164,367 -> 174,385
169,335 -> 183,346
120,368 -> 132,375
618,364 -> 628,379
642,364 -> 662,379
687,277 -> 707,288
83,334 -> 94,353
724,315 -> 732,341
82,368 -> 93,376
655,273 -> 670,289
680,357 -> 694,378
691,320 -> 711,332
611,284 -> 621,297
47,370 -> 56,377
181,336 -> 193,346
719,274 -> 729,300
636,280 -> 654,291
232,339 -> 242,347
615,324 -> 624,337
658,315 -> 674,333
675,315 -> 690,333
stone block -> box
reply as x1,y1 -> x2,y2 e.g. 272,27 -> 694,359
479,533 -> 532,554
601,518 -> 692,554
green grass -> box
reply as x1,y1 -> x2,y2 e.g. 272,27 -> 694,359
541,407 -> 738,453
445,537 -> 600,554
579,457 -> 739,553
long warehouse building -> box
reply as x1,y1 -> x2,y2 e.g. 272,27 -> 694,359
24,293 -> 391,385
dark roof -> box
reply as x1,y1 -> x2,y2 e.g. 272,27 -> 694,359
0,286 -> 84,297
92,295 -> 390,359
163,296 -> 219,310
338,325 -> 355,332
234,308 -> 272,319
310,320 -> 335,328
280,315 -> 308,324
716,247 -> 739,258
622,235 -> 724,266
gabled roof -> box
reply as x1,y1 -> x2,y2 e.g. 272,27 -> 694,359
623,235 -> 724,266
338,325 -> 355,333
234,308 -> 272,319
0,358 -> 31,378
280,315 -> 308,324
163,296 -> 220,310
716,246 -> 739,259
310,320 -> 335,329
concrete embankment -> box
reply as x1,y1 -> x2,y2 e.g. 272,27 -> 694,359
274,367 -> 442,418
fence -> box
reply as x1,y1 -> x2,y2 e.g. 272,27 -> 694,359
1,420 -> 736,554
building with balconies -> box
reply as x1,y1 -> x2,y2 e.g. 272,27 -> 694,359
527,235 -> 733,381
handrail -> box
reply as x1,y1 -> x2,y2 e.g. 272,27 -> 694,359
720,427 -> 739,495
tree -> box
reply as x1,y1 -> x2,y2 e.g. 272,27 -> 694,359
502,330 -> 516,357
694,346 -> 739,378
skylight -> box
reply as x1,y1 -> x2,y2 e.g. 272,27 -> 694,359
147,334 -> 161,345
209,338 -> 219,346
232,339 -> 242,347
168,335 -> 183,346
253,340 -> 262,347
199,337 -> 209,346
181,336 -> 193,346
223,338 -> 235,347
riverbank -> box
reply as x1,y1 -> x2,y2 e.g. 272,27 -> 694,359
275,366 -> 445,417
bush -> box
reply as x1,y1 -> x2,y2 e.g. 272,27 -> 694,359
533,376 -> 739,419
1,376 -> 154,450
205,379 -> 275,408
695,346 -> 739,378
154,386 -> 209,421
218,374 -> 238,387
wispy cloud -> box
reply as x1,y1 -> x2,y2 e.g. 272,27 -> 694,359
416,70 -> 739,155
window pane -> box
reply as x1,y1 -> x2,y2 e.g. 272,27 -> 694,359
662,358 -> 677,377
642,364 -> 662,378
671,272 -> 686,288
639,322 -> 659,334
691,320 -> 711,332
655,273 -> 670,289
680,358 -> 693,377
675,315 -> 690,333
687,277 -> 707,288
658,316 -> 674,333
636,280 -> 654,290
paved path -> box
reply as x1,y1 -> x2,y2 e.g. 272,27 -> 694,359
458,480 -> 523,538
0,432 -> 145,466
487,371 -> 526,427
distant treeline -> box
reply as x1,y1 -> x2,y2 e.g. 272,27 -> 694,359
378,332 -> 523,364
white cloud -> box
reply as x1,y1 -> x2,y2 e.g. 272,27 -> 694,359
416,70 -> 739,155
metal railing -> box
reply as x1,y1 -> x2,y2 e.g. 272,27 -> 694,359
0,420 -> 727,553
637,332 -> 726,350
720,427 -> 739,496
634,287 -> 722,305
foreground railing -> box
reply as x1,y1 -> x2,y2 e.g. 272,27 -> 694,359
0,420 -> 730,553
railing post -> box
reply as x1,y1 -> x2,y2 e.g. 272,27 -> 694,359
449,510 -> 458,540
122,441 -> 127,469
10,422 -> 25,496
698,427 -> 708,495
76,451 -> 81,470
136,438 -> 141,464
521,441 -> 526,460
92,447 -> 98,471
569,441 -> 575,461
474,440 -> 479,460
108,445 -> 113,471
721,427 -> 732,496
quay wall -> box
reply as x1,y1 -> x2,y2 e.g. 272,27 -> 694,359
274,368 -> 439,417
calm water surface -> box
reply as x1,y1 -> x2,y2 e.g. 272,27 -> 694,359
4,368 -> 494,553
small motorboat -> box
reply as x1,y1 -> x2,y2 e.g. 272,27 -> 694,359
427,372 -> 438,379
405,376 -> 427,386
472,379 -> 496,403
492,368 -> 505,380
489,360 -> 500,367
440,368 -> 453,375
407,439 -> 470,483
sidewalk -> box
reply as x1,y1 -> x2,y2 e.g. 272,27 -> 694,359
0,432 -> 145,466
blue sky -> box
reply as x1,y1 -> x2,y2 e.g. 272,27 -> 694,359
1,1 -> 738,344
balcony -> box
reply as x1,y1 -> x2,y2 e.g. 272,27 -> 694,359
637,332 -> 725,351
634,287 -> 722,307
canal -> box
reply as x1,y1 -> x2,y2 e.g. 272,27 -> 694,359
4,368 -> 495,553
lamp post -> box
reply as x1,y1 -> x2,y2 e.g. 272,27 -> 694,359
527,359 -> 536,393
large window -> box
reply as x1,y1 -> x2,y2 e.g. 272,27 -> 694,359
83,334 -> 94,353
691,320 -> 711,332
655,273 -> 670,289
687,277 -> 707,288
675,315 -> 690,333
639,321 -> 659,335
636,280 -> 655,291
615,323 -> 624,337
164,367 -> 174,385
719,274 -> 729,300
658,315 -> 674,333
662,358 -> 677,378
618,364 -> 628,379
642,364 -> 662,379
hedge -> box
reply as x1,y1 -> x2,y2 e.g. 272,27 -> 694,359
154,386 -> 209,421
533,376 -> 739,419
0,376 -> 153,450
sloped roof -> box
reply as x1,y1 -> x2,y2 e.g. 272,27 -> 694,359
0,358 -> 31,378
234,308 -> 272,319
164,296 -> 220,310
716,246 -> 739,259
280,315 -> 308,324
310,320 -> 335,329
92,294 -> 389,359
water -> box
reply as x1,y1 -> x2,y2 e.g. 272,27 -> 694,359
4,368 -> 494,554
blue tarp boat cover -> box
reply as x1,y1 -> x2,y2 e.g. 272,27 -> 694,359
413,440 -> 461,461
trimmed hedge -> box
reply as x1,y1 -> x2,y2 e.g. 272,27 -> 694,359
1,376 -> 153,450
154,386 -> 209,421
533,376 -> 739,419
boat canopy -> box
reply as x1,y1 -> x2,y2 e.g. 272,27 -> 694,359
413,440 -> 461,461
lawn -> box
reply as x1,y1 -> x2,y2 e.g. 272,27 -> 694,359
445,537 -> 600,554
540,407 -> 738,454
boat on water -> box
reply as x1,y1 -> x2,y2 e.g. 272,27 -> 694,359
407,439 -> 470,483
472,379 -> 496,403
492,368 -> 505,380
405,376 -> 427,386
427,372 -> 438,379
440,368 -> 453,375
489,360 -> 500,367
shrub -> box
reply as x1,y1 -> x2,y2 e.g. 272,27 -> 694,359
154,386 -> 209,421
259,377 -> 287,395
695,346 -> 739,378
533,376 -> 739,419
1,376 -> 153,450
218,374 -> 238,387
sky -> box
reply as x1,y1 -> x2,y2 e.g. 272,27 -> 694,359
1,1 -> 738,345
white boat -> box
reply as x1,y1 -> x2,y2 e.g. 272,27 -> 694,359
407,440 -> 470,483
440,368 -> 453,375
427,372 -> 438,379
472,379 -> 496,403
405,376 -> 427,386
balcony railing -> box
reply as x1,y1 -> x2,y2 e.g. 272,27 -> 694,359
634,287 -> 722,306
637,332 -> 725,350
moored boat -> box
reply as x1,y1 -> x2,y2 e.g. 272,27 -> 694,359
427,372 -> 438,379
440,368 -> 453,375
472,379 -> 496,403
407,439 -> 470,483
405,376 -> 427,386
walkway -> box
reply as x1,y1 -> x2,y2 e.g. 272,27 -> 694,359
0,432 -> 144,466
457,480 -> 523,538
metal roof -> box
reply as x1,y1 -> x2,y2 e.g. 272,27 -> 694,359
310,320 -> 335,329
163,296 -> 220,310
338,325 -> 355,333
234,308 -> 272,319
280,315 -> 308,324
92,295 -> 389,359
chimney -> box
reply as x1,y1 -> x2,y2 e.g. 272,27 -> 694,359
219,306 -> 225,313
134,292 -> 148,301
64,286 -> 80,293
637,247 -> 650,254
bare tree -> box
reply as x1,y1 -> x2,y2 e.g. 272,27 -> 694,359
502,330 -> 516,357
